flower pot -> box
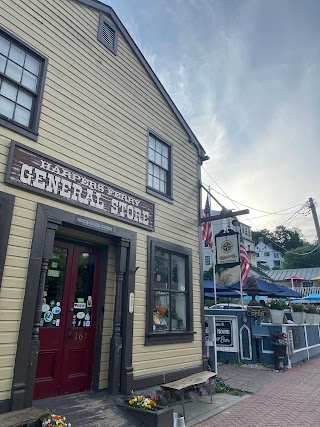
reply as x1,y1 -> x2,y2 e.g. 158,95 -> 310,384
291,311 -> 305,324
173,412 -> 185,427
269,309 -> 284,325
117,402 -> 174,427
305,313 -> 318,324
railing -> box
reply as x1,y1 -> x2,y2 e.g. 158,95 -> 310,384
294,287 -> 320,297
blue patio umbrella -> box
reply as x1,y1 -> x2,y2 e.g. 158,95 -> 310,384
276,285 -> 302,298
205,289 -> 241,299
229,278 -> 280,296
243,295 -> 271,301
202,280 -> 227,291
291,293 -> 320,303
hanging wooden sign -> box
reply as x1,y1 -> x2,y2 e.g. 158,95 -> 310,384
5,141 -> 155,231
215,229 -> 240,268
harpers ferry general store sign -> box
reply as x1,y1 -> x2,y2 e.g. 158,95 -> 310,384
5,141 -> 155,231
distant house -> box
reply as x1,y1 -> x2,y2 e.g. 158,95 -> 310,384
255,238 -> 284,269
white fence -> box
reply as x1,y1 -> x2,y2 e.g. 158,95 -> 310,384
294,287 -> 320,297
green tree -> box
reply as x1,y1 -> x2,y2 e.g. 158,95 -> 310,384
252,226 -> 305,254
284,243 -> 320,268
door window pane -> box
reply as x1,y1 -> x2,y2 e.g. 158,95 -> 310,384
40,247 -> 68,328
72,252 -> 95,328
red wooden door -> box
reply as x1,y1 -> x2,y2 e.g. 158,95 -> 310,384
34,242 -> 100,399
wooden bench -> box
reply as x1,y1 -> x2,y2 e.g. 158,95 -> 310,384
0,407 -> 48,427
161,371 -> 217,420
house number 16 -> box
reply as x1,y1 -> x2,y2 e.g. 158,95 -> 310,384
74,332 -> 87,341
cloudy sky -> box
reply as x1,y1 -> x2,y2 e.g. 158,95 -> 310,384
102,0 -> 319,242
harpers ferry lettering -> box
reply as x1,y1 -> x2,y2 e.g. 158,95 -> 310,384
19,160 -> 150,226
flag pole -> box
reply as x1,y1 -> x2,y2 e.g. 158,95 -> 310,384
213,247 -> 217,306
208,187 -> 217,306
238,223 -> 244,306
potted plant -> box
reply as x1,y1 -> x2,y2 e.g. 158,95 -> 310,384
291,303 -> 306,324
305,305 -> 318,324
117,393 -> 174,427
267,299 -> 287,324
42,414 -> 71,427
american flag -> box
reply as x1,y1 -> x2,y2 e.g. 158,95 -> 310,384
239,231 -> 250,285
201,195 -> 213,251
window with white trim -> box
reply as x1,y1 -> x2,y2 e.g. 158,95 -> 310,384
205,256 -> 211,265
0,28 -> 47,139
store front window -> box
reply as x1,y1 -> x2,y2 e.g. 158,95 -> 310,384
146,238 -> 194,345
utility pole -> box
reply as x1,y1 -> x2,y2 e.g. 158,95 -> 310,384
309,197 -> 320,250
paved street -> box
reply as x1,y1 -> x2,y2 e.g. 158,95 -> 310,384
195,358 -> 320,427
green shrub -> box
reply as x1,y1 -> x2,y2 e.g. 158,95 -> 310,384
267,299 -> 287,310
291,303 -> 306,312
306,305 -> 318,314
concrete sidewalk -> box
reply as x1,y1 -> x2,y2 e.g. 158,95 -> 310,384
34,364 -> 280,426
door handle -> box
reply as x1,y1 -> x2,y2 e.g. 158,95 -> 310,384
67,328 -> 72,338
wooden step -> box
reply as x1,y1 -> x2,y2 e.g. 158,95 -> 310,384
0,407 -> 48,427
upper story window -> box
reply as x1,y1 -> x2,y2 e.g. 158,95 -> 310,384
264,252 -> 270,256
146,237 -> 193,345
0,27 -> 47,140
204,241 -> 208,248
98,16 -> 118,55
147,133 -> 172,201
205,255 -> 211,265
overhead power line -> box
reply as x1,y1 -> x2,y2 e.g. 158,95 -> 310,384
201,167 -> 304,215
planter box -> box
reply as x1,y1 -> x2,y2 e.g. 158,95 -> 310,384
291,311 -> 305,324
270,309 -> 284,325
305,313 -> 318,324
117,402 -> 174,427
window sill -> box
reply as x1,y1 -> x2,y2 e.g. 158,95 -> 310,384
0,117 -> 38,141
145,331 -> 195,346
146,187 -> 173,204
